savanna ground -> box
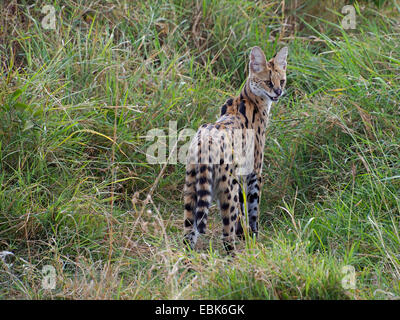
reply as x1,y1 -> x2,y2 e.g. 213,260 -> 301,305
0,0 -> 399,299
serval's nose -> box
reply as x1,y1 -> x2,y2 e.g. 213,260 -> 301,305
274,88 -> 282,96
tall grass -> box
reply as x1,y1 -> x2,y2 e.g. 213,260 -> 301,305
0,0 -> 399,299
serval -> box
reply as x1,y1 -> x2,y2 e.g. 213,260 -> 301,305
183,46 -> 288,252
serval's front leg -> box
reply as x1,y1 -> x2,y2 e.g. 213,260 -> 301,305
246,172 -> 260,237
236,172 -> 260,238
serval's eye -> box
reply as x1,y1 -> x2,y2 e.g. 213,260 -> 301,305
280,79 -> 285,86
265,80 -> 273,88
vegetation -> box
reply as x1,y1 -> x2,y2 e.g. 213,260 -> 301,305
0,0 -> 399,299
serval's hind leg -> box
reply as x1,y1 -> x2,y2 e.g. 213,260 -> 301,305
183,164 -> 198,249
218,173 -> 240,253
183,164 -> 213,250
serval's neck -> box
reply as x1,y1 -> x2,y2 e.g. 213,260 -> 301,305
240,80 -> 272,129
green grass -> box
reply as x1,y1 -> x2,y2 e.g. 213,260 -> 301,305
0,0 -> 399,299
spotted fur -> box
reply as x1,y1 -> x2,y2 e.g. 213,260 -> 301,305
183,46 -> 288,252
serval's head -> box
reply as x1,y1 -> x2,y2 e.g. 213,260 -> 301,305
248,46 -> 288,102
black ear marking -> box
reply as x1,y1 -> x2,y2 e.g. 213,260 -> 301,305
221,104 -> 227,116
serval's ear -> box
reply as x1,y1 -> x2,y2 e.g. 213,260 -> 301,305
249,46 -> 267,73
274,47 -> 288,70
